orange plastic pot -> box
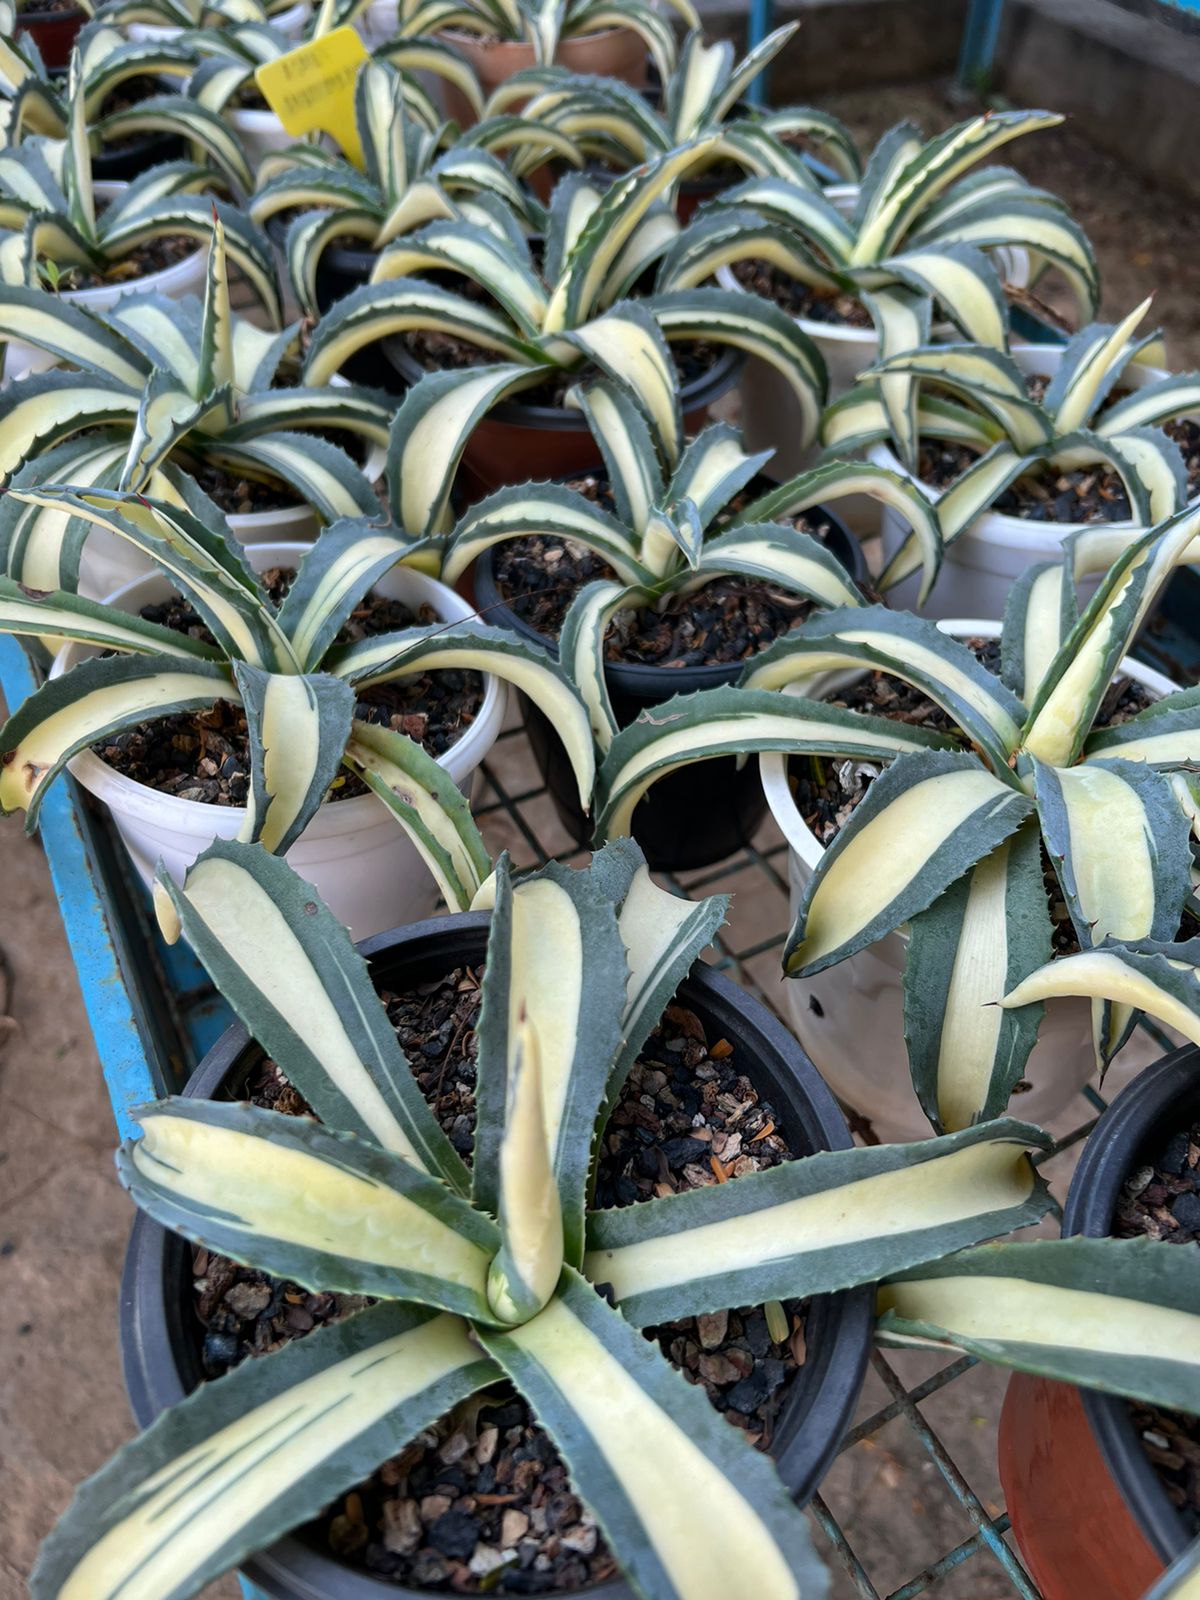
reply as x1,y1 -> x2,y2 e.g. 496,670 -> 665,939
998,1046 -> 1199,1598
15,3 -> 86,65
439,26 -> 646,126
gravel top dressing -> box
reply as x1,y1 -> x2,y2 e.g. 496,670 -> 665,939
730,259 -> 873,328
92,575 -> 484,804
191,962 -> 812,1591
492,471 -> 843,667
1114,1117 -> 1200,1536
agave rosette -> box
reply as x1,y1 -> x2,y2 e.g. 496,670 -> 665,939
0,222 -> 384,588
442,375 -> 943,750
28,833 -> 1077,1600
0,465 -> 603,903
826,299 -> 1200,598
676,110 -> 1098,455
0,49 -> 275,311
594,505 -> 1200,1129
482,23 -> 858,188
306,138 -> 829,545
250,60 -> 569,315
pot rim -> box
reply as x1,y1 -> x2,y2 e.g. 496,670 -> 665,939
120,910 -> 873,1600
470,483 -> 863,698
759,619 -> 1179,872
1063,1044 -> 1200,1564
50,180 -> 207,309
383,340 -> 745,429
52,542 -> 505,830
14,2 -> 86,19
437,22 -> 629,48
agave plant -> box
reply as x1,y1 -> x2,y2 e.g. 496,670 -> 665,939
398,0 -> 694,79
306,139 -> 828,540
678,110 -> 1098,441
30,831 -> 1070,1600
592,505 -> 1200,1132
0,59 -> 277,312
825,300 -> 1200,599
0,14 -> 256,188
185,13 -> 486,141
486,24 -> 860,191
0,223 -> 380,584
0,480 -> 598,905
250,60 -> 571,316
440,376 -> 943,748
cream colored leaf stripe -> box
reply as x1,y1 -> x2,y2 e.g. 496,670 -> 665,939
585,1117 -> 1050,1326
154,841 -> 470,1189
877,1237 -> 1200,1415
480,1268 -> 830,1600
31,1304 -> 498,1600
472,855 -> 627,1265
785,750 -> 1034,977
120,1098 -> 499,1318
902,821 -> 1051,1135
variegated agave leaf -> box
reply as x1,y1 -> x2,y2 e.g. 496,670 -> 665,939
783,748 -> 1034,978
1143,1540 -> 1200,1600
31,1304 -> 500,1600
877,1236 -> 1200,1418
586,1117 -> 1051,1323
594,684 -> 959,843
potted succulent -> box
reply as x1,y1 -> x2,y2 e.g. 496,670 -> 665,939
698,110 -> 1098,477
995,1044 -> 1200,1600
0,78 -> 279,376
395,0 -> 697,117
490,25 -> 858,218
32,834 -> 1070,1599
827,302 -> 1200,620
249,58 -> 559,376
0,481 -> 596,935
592,508 -> 1200,1140
305,139 -> 827,496
438,376 -> 938,868
0,12 -> 235,182
0,224 -> 380,594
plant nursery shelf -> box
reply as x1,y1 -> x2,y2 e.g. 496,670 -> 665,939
4,583 -> 1198,1600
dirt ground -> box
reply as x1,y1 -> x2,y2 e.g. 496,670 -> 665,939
4,77 -> 1200,1600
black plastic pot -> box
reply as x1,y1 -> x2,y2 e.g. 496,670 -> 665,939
473,491 -> 863,871
265,214 -> 401,392
385,340 -> 744,499
121,910 -> 873,1600
1066,1045 -> 1199,1563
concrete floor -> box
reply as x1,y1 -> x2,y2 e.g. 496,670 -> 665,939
4,73 -> 1200,1600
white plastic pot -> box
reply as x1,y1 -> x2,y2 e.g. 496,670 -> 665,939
3,182 -> 207,385
54,542 -> 506,940
759,618 -> 1178,1143
872,343 -> 1179,621
127,0 -> 308,41
227,106 -> 293,174
716,211 -> 1029,494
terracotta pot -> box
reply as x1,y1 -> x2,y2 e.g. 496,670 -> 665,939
386,342 -> 745,498
14,2 -> 86,67
438,25 -> 647,126
998,1046 -> 1199,1598
121,913 -> 875,1599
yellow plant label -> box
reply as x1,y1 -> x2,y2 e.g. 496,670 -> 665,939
255,26 -> 368,170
